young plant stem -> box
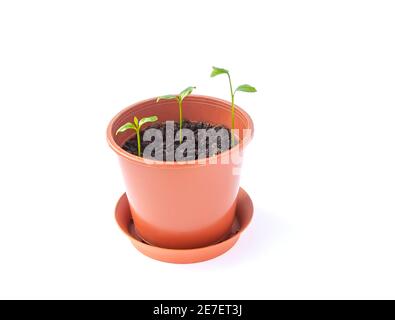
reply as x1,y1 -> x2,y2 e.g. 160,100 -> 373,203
136,128 -> 141,157
178,99 -> 183,143
227,72 -> 235,146
157,87 -> 194,144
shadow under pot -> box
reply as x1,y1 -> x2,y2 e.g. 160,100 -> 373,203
107,95 -> 254,249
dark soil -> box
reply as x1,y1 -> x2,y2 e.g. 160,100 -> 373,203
122,120 -> 237,161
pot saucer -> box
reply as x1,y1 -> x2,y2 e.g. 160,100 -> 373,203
115,187 -> 254,264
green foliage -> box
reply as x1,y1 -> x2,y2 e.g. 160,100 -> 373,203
116,122 -> 136,134
210,66 -> 229,77
235,84 -> 257,93
139,115 -> 159,127
156,95 -> 177,102
179,86 -> 196,102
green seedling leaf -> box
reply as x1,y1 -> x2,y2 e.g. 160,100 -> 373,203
179,86 -> 196,101
139,115 -> 159,127
210,66 -> 229,77
134,116 -> 139,127
116,122 -> 136,135
156,95 -> 178,102
235,84 -> 257,93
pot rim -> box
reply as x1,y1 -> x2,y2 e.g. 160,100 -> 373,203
106,94 -> 254,167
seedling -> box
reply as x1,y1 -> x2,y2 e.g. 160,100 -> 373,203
210,67 -> 256,146
156,86 -> 196,143
116,115 -> 158,157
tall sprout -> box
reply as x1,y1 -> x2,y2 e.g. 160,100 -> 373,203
211,67 -> 256,146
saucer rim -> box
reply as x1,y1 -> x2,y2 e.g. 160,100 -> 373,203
115,187 -> 254,252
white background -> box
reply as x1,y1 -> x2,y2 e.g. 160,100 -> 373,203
0,0 -> 394,300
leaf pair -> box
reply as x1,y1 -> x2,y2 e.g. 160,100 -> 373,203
211,66 -> 257,94
116,115 -> 158,135
156,86 -> 196,103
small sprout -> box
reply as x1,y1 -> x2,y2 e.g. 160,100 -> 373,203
157,86 -> 196,143
211,66 -> 256,146
116,115 -> 158,157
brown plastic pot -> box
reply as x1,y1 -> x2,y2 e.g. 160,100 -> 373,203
107,95 -> 254,249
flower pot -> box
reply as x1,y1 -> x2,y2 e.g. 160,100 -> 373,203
107,95 -> 254,249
